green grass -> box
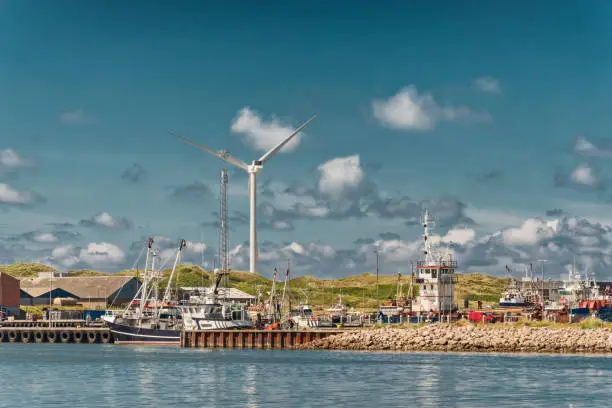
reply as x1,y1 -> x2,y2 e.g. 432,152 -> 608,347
3,262 -> 509,312
0,263 -> 56,278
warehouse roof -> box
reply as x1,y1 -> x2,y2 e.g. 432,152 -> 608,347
19,276 -> 138,299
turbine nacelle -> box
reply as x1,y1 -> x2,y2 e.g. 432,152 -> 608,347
249,161 -> 263,173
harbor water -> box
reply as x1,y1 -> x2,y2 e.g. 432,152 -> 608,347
0,345 -> 610,407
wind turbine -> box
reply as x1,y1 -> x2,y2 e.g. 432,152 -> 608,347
169,113 -> 318,273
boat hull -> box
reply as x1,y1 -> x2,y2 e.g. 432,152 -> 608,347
499,302 -> 529,308
107,321 -> 181,346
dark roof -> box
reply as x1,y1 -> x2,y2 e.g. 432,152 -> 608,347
19,276 -> 137,299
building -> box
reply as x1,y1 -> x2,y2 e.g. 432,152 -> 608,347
412,210 -> 457,315
180,287 -> 257,305
37,271 -> 69,278
19,276 -> 141,309
0,272 -> 21,316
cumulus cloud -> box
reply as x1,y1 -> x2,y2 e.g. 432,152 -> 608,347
232,155 -> 475,233
231,107 -> 305,152
570,164 -> 597,186
79,242 -> 125,265
317,155 -> 365,198
6,229 -> 80,244
59,109 -> 95,125
473,76 -> 501,94
574,136 -> 612,157
0,183 -> 45,206
224,214 -> 612,279
372,85 -> 491,131
79,212 -> 132,229
128,235 -> 208,267
0,149 -> 33,168
121,163 -> 147,183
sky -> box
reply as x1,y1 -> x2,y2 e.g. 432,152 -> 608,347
3,0 -> 612,279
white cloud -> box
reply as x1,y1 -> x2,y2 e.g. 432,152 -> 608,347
52,245 -> 77,259
574,136 -> 612,157
317,155 -> 364,197
50,244 -> 80,268
95,212 -> 117,227
437,228 -> 476,245
80,212 -> 132,229
0,149 -> 33,168
570,163 -> 597,186
372,85 -> 490,131
185,241 -> 207,254
59,109 -> 95,125
0,183 -> 33,204
79,242 -> 125,265
473,76 -> 501,94
231,107 -> 304,152
33,233 -> 57,243
501,218 -> 558,246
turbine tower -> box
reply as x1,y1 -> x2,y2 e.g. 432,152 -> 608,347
219,168 -> 229,274
170,113 -> 317,273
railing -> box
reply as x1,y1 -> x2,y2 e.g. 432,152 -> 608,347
416,260 -> 458,268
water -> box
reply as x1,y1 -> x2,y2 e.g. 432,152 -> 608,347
0,345 -> 610,407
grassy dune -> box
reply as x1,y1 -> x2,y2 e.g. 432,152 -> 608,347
1,263 -> 507,311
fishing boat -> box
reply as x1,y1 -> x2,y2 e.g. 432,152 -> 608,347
104,238 -> 254,345
499,278 -> 529,308
181,269 -> 254,330
289,304 -> 319,329
103,238 -> 184,345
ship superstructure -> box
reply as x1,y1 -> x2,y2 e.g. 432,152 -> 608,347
412,209 -> 457,317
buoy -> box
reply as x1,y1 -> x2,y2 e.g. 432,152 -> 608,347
47,331 -> 57,343
8,330 -> 18,342
34,331 -> 45,343
87,331 -> 97,344
21,331 -> 32,343
101,331 -> 111,344
74,331 -> 84,343
60,331 -> 71,343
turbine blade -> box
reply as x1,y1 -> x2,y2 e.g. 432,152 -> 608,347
258,114 -> 318,164
169,132 -> 249,171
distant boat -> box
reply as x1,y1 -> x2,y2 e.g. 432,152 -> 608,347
499,278 -> 529,308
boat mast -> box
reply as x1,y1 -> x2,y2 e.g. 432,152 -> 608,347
375,250 -> 380,312
138,237 -> 154,317
161,239 -> 186,309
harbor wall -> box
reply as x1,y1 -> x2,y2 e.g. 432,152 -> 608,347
0,327 -> 113,344
182,329 -> 345,349
297,325 -> 612,353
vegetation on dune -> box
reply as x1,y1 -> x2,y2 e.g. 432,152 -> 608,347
0,263 -> 55,278
4,262 -> 508,311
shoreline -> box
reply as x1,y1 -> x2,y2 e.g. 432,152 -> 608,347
297,325 -> 612,354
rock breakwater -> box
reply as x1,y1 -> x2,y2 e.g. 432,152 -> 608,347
298,325 -> 612,353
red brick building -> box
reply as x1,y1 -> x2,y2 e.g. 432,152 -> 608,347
0,272 -> 20,316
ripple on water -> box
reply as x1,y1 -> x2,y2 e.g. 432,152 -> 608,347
0,345 -> 609,408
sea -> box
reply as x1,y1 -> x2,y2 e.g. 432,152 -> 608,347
0,345 -> 610,407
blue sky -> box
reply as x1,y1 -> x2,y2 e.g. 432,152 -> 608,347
3,1 -> 612,279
